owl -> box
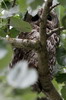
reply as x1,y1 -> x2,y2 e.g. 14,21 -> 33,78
9,8 -> 59,81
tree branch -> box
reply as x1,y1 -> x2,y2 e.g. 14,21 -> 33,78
47,27 -> 64,38
0,36 -> 39,51
39,0 -> 52,80
50,3 -> 60,11
40,0 -> 52,46
38,0 -> 63,100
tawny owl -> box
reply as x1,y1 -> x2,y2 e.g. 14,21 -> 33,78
9,8 -> 59,80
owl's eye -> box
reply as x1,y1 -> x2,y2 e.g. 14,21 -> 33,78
47,15 -> 52,21
31,14 -> 39,21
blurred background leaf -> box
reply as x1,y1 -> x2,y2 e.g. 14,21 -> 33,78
30,0 -> 44,10
55,73 -> 66,83
56,47 -> 66,66
61,85 -> 66,100
58,0 -> 66,7
0,41 -> 13,69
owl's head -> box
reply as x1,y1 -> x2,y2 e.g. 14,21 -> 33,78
24,8 -> 59,29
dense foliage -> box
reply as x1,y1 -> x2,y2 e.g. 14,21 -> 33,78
0,0 -> 66,100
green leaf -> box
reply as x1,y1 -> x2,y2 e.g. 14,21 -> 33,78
0,44 -> 13,69
52,79 -> 63,93
52,79 -> 60,91
1,0 -> 11,9
58,0 -> 66,7
23,91 -> 37,100
30,0 -> 44,10
0,22 -> 6,28
55,73 -> 66,83
18,0 -> 44,13
61,85 -> 66,100
0,29 -> 6,37
56,47 -> 66,66
55,5 -> 65,25
17,0 -> 27,12
0,83 -> 37,100
60,33 -> 66,50
0,40 -> 7,48
9,28 -> 19,38
10,17 -> 32,32
62,15 -> 66,29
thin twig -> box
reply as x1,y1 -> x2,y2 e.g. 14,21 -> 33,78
50,3 -> 60,11
47,27 -> 64,38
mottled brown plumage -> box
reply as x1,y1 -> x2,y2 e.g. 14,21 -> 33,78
9,8 -> 59,79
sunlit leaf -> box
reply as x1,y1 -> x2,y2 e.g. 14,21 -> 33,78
52,79 -> 59,91
61,85 -> 66,100
52,79 -> 64,93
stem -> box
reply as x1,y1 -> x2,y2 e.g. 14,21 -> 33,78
0,36 -> 39,50
50,3 -> 60,11
38,0 -> 63,100
47,27 -> 64,38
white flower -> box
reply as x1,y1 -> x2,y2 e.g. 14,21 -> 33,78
7,61 -> 38,89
